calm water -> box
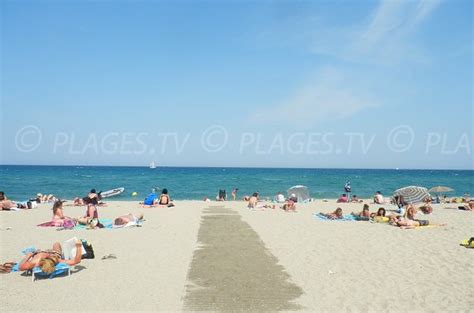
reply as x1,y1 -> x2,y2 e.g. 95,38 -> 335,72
0,165 -> 472,201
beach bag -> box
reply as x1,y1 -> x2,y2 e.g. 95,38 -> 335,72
81,240 -> 95,259
144,193 -> 157,205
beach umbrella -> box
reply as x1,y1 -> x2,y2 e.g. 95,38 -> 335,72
287,185 -> 311,203
393,186 -> 431,204
428,186 -> 454,194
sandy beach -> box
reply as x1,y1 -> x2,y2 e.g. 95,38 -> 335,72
1,200 -> 473,312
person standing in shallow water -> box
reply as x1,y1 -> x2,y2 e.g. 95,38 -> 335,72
231,188 -> 239,201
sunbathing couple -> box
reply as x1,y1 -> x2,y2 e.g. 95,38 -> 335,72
389,205 -> 445,229
141,188 -> 174,207
247,192 -> 297,211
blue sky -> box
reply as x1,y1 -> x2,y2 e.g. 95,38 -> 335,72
1,0 -> 472,169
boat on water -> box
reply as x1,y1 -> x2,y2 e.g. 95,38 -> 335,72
150,161 -> 156,169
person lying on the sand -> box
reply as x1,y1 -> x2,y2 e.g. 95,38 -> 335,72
391,206 -> 445,229
419,204 -> 433,214
73,197 -> 85,206
351,195 -> 363,203
351,204 -> 370,218
320,208 -> 344,219
393,217 -> 446,229
35,193 -> 56,203
0,191 -> 31,210
458,200 -> 474,211
113,213 -> 144,226
18,240 -> 83,273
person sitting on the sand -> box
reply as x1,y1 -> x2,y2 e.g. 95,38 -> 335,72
76,198 -> 103,228
351,204 -> 371,219
351,195 -> 363,203
248,193 -> 259,209
283,194 -> 297,212
373,191 -> 385,204
18,239 -> 83,273
337,194 -> 349,203
159,188 -> 170,205
459,200 -> 474,211
320,208 -> 344,219
113,213 -> 144,226
371,207 -> 386,218
51,200 -> 75,227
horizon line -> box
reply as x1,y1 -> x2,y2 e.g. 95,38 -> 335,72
1,163 -> 473,171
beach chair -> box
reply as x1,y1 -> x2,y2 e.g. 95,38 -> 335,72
31,263 -> 71,282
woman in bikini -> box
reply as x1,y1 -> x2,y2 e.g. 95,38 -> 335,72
351,204 -> 371,220
159,189 -> 170,205
51,201 -> 75,227
18,240 -> 83,274
113,213 -> 144,226
320,208 -> 344,219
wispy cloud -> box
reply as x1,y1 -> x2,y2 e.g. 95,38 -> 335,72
252,67 -> 379,124
252,0 -> 442,124
350,0 -> 443,64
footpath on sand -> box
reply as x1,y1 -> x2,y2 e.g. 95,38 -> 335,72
183,205 -> 303,311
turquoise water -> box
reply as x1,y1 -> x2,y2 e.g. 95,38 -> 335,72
0,165 -> 472,201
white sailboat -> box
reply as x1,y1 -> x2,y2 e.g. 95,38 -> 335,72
150,161 -> 156,169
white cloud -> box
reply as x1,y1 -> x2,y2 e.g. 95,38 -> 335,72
351,0 -> 442,64
251,0 -> 442,124
252,67 -> 379,124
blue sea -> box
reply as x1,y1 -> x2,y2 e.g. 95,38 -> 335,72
0,165 -> 472,201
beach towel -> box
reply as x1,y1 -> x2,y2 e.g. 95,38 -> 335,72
312,213 -> 356,221
112,218 -> 144,229
74,218 -> 114,229
37,221 -> 62,227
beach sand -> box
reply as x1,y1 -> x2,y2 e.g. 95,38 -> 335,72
1,200 -> 473,312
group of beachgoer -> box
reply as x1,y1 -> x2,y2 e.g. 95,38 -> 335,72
1,187 -> 148,276
0,191 -> 59,210
320,192 -> 453,229
140,188 -> 174,207
244,192 -> 298,212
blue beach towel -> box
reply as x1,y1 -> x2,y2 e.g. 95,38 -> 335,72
74,218 -> 113,229
312,213 -> 357,221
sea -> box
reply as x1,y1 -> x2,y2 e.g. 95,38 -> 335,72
0,165 -> 472,202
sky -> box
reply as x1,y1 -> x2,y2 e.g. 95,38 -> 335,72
1,0 -> 473,169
